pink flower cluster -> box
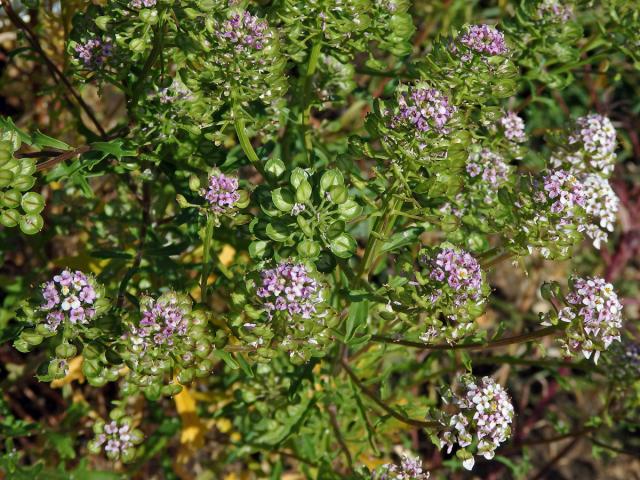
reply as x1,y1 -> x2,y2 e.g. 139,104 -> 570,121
257,262 -> 321,319
204,173 -> 240,214
377,454 -> 430,479
536,0 -> 574,23
75,37 -> 113,68
130,0 -> 156,7
133,296 -> 188,347
466,149 -> 510,186
458,24 -> 508,57
216,11 -> 271,52
441,377 -> 514,470
392,86 -> 456,133
556,277 -> 623,364
499,111 -> 526,143
41,269 -> 98,331
541,170 -> 585,215
428,248 -> 484,306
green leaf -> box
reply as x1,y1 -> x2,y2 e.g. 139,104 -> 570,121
90,139 -> 137,161
345,300 -> 368,342
31,131 -> 71,151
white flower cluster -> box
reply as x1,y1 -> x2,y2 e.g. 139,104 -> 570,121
579,174 -> 620,249
376,454 -> 430,479
440,376 -> 514,470
551,277 -> 623,364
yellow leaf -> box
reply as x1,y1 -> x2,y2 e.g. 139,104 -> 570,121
174,385 -> 205,465
218,244 -> 236,266
51,356 -> 84,388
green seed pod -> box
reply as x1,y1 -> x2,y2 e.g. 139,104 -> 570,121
19,213 -> 44,234
48,359 -> 68,379
1,189 -> 21,209
88,376 -> 107,387
162,383 -> 183,396
13,175 -> 36,192
177,368 -> 194,384
19,158 -> 36,176
0,169 -> 13,188
0,209 -> 20,228
22,331 -> 43,346
20,191 -> 45,214
121,447 -> 136,463
3,159 -> 19,174
195,338 -> 212,358
55,342 -> 77,359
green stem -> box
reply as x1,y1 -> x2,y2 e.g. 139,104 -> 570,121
370,325 -> 565,351
358,192 -> 401,280
200,215 -> 215,303
233,110 -> 266,176
302,41 -> 322,158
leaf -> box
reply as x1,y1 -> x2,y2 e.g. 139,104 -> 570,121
31,131 -> 71,151
255,396 -> 315,446
345,300 -> 368,342
89,249 -> 133,259
90,139 -> 137,161
174,385 -> 205,464
380,227 -> 423,254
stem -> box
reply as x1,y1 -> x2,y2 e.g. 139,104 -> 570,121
370,325 -> 565,351
340,360 -> 439,430
35,145 -> 91,171
481,250 -> 515,269
301,41 -> 322,158
200,215 -> 215,303
233,108 -> 266,176
358,192 -> 401,280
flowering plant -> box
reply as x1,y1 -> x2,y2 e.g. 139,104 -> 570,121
1,1 -> 639,478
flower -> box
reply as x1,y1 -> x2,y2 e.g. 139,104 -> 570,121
552,113 -> 617,177
499,111 -> 526,143
74,36 -> 113,69
542,169 -> 585,215
440,376 -> 514,470
466,148 -> 510,186
376,454 -> 430,479
579,174 -> 619,249
391,86 -> 456,134
40,269 -> 98,331
426,248 -> 484,307
130,0 -> 156,7
216,11 -> 272,53
556,276 -> 623,364
257,262 -> 322,319
204,173 -> 240,214
457,24 -> 508,57
90,415 -> 143,462
133,295 -> 189,348
536,0 -> 574,23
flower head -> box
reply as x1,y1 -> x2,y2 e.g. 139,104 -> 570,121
440,376 -> 514,470
536,0 -> 574,23
579,174 -> 619,249
40,269 -> 99,331
130,0 -> 156,7
134,296 -> 189,347
90,414 -> 143,462
204,173 -> 240,214
457,24 -> 508,57
216,11 -> 272,53
426,248 -> 484,306
499,111 -> 526,143
376,454 -> 430,479
391,86 -> 456,134
466,148 -> 510,186
75,36 -> 113,69
257,262 -> 322,319
552,114 -> 617,177
556,276 -> 623,364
